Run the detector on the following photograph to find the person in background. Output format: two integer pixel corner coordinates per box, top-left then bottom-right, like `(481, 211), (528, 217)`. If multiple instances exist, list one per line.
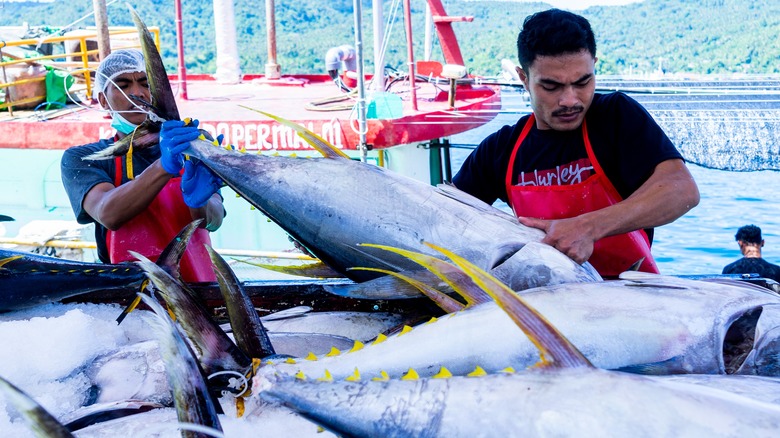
(722, 225), (780, 282)
(60, 49), (224, 282)
(452, 9), (699, 277)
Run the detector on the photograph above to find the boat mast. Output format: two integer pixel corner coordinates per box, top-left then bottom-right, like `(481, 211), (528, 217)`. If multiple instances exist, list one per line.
(353, 0), (369, 161)
(174, 0), (188, 99)
(424, 2), (433, 61)
(265, 0), (281, 79)
(91, 0), (111, 60)
(403, 0), (418, 111)
(212, 0), (242, 83)
(372, 0), (385, 91)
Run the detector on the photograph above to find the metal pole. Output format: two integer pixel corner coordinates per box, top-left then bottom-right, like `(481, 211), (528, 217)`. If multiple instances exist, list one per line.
(403, 0), (418, 111)
(353, 0), (369, 161)
(372, 0), (385, 92)
(265, 0), (281, 79)
(174, 0), (188, 99)
(424, 2), (433, 61)
(92, 0), (111, 60)
(0, 47), (13, 117)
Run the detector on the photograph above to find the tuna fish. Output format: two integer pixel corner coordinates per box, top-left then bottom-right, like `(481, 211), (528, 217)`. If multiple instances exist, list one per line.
(0, 218), (195, 312)
(139, 294), (223, 436)
(261, 368), (780, 437)
(249, 269), (780, 383)
(87, 8), (601, 299)
(132, 252), (252, 379)
(0, 249), (145, 312)
(256, 244), (780, 437)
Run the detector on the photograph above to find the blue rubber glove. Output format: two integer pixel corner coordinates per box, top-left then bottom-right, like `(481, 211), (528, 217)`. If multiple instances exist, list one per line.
(181, 160), (222, 208)
(159, 119), (201, 175)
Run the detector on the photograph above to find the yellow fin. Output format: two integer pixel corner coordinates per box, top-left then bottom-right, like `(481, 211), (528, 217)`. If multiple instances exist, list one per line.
(500, 367), (516, 374)
(398, 325), (413, 336)
(401, 368), (419, 381)
(349, 340), (365, 353)
(372, 371), (390, 382)
(317, 370), (334, 382)
(295, 370), (306, 380)
(467, 366), (487, 377)
(423, 241), (592, 369)
(243, 108), (351, 160)
(350, 266), (464, 313)
(345, 368), (361, 382)
(358, 243), (491, 307)
(237, 258), (338, 278)
(432, 367), (453, 379)
(325, 347), (341, 357)
(285, 358), (297, 364)
(426, 317), (438, 324)
(305, 352), (318, 361)
(372, 333), (388, 345)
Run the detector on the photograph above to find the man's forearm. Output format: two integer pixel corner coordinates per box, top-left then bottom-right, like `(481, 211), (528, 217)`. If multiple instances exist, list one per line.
(90, 161), (173, 230)
(582, 159), (700, 241)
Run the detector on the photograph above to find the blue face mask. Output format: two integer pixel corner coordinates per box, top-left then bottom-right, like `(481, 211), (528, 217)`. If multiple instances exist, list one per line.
(110, 112), (139, 135)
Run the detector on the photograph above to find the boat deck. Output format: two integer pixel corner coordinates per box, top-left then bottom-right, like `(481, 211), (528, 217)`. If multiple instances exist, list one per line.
(0, 74), (501, 151)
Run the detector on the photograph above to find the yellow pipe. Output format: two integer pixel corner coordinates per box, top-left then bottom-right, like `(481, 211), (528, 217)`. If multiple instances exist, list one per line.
(0, 27), (160, 98)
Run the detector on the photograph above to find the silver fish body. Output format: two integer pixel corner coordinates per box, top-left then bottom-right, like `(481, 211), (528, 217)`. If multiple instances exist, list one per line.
(259, 311), (407, 343)
(183, 140), (601, 293)
(252, 275), (780, 383)
(261, 369), (780, 438)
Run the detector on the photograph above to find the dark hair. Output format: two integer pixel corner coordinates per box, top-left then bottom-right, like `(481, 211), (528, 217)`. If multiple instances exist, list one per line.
(735, 225), (762, 244)
(516, 8), (597, 71)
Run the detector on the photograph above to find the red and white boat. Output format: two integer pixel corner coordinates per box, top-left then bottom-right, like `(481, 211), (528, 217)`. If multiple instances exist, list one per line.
(1, 0), (500, 182)
(0, 0), (501, 257)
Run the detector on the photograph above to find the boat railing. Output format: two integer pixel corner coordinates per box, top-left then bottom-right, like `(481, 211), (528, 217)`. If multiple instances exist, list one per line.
(0, 236), (316, 262)
(0, 26), (160, 115)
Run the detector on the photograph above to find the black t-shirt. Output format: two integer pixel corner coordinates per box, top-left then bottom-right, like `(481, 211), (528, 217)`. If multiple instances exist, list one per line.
(453, 92), (683, 241)
(60, 140), (163, 263)
(722, 257), (780, 283)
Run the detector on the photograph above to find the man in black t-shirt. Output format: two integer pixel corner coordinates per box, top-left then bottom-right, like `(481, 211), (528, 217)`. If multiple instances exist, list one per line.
(453, 9), (700, 276)
(722, 225), (780, 282)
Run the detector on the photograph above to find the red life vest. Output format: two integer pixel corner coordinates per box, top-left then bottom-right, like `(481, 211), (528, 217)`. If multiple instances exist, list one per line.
(106, 156), (216, 282)
(504, 114), (659, 277)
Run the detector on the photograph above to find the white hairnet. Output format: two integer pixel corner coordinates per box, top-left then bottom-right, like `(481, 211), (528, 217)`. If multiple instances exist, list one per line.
(93, 49), (146, 99)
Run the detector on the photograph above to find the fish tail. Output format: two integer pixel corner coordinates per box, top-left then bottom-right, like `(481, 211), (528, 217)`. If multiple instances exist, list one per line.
(0, 376), (75, 437)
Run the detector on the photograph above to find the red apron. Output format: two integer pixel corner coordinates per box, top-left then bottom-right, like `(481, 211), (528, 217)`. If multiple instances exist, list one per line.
(107, 156), (216, 282)
(505, 114), (659, 277)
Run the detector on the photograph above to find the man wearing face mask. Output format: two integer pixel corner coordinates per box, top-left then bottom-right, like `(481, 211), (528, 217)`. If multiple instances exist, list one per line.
(453, 9), (700, 277)
(60, 49), (224, 282)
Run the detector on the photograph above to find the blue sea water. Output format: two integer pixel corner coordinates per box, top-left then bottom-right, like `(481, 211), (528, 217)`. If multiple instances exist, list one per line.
(450, 91), (780, 276)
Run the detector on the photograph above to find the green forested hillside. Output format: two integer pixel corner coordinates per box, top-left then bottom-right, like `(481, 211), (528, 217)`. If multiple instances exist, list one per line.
(1, 0), (778, 76)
